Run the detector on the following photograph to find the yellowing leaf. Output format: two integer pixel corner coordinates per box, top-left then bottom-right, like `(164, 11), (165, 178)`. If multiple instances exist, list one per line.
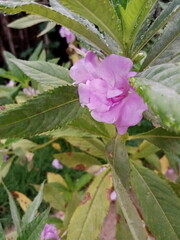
(52, 143), (61, 151)
(47, 172), (67, 187)
(12, 191), (32, 212)
(160, 155), (169, 174)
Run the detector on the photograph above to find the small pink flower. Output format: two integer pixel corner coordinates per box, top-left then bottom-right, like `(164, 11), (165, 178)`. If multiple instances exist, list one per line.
(41, 224), (60, 240)
(110, 190), (117, 201)
(70, 52), (148, 134)
(59, 26), (75, 43)
(52, 159), (63, 169)
(23, 86), (39, 97)
(165, 168), (177, 182)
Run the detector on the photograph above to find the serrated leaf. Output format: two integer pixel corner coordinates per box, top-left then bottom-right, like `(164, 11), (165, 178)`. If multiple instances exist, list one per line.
(67, 168), (112, 240)
(54, 152), (101, 170)
(17, 208), (50, 240)
(133, 0), (180, 57)
(106, 136), (130, 190)
(108, 168), (148, 240)
(64, 137), (106, 159)
(22, 182), (44, 227)
(0, 86), (82, 138)
(119, 0), (157, 50)
(141, 11), (180, 70)
(2, 182), (21, 234)
(132, 63), (180, 133)
(60, 0), (123, 49)
(131, 163), (180, 240)
(11, 59), (73, 88)
(0, 1), (111, 55)
(8, 14), (48, 29)
(129, 128), (180, 155)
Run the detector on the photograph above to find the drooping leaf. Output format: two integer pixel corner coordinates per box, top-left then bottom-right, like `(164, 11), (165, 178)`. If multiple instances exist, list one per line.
(2, 182), (21, 234)
(129, 128), (180, 155)
(8, 14), (48, 29)
(140, 11), (180, 70)
(17, 208), (50, 240)
(131, 163), (180, 240)
(0, 86), (82, 138)
(54, 152), (101, 170)
(131, 63), (180, 133)
(67, 168), (112, 240)
(11, 59), (73, 88)
(59, 0), (123, 49)
(0, 1), (111, 55)
(119, 0), (157, 51)
(22, 182), (44, 227)
(106, 136), (130, 190)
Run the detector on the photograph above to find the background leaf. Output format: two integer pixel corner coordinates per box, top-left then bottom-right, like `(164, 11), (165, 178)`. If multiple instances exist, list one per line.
(67, 168), (112, 240)
(0, 223), (6, 240)
(131, 163), (180, 240)
(0, 86), (82, 138)
(17, 208), (50, 240)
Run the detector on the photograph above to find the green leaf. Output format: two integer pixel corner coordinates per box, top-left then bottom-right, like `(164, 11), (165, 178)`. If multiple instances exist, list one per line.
(140, 11), (180, 70)
(11, 59), (73, 88)
(165, 151), (180, 173)
(131, 163), (180, 240)
(109, 169), (148, 240)
(132, 63), (180, 133)
(0, 86), (14, 104)
(119, 0), (157, 51)
(129, 128), (180, 155)
(0, 157), (14, 182)
(28, 41), (43, 61)
(0, 1), (111, 55)
(133, 0), (180, 57)
(106, 136), (130, 190)
(54, 152), (101, 170)
(59, 0), (123, 49)
(64, 137), (106, 159)
(0, 223), (6, 240)
(3, 51), (30, 87)
(37, 22), (56, 37)
(43, 183), (67, 210)
(2, 182), (21, 234)
(8, 14), (48, 29)
(22, 182), (44, 227)
(0, 86), (82, 138)
(74, 173), (94, 191)
(67, 168), (112, 240)
(17, 208), (50, 240)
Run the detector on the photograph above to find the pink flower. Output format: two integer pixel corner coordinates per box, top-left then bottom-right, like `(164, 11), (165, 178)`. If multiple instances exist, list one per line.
(110, 190), (117, 201)
(59, 26), (75, 43)
(70, 52), (148, 134)
(52, 159), (63, 169)
(41, 224), (60, 240)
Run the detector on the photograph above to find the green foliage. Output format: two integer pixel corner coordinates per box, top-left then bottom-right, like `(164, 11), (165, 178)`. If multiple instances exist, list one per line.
(60, 0), (123, 49)
(0, 157), (14, 182)
(119, 0), (157, 52)
(0, 86), (82, 138)
(67, 168), (112, 240)
(131, 163), (180, 240)
(11, 59), (73, 88)
(106, 136), (130, 190)
(141, 10), (180, 70)
(2, 182), (22, 234)
(0, 1), (111, 55)
(17, 208), (50, 240)
(8, 15), (48, 29)
(22, 182), (44, 227)
(132, 63), (180, 133)
(0, 223), (6, 240)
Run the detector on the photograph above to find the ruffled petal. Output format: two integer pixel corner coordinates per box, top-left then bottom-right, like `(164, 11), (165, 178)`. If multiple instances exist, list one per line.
(70, 51), (99, 84)
(97, 54), (133, 88)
